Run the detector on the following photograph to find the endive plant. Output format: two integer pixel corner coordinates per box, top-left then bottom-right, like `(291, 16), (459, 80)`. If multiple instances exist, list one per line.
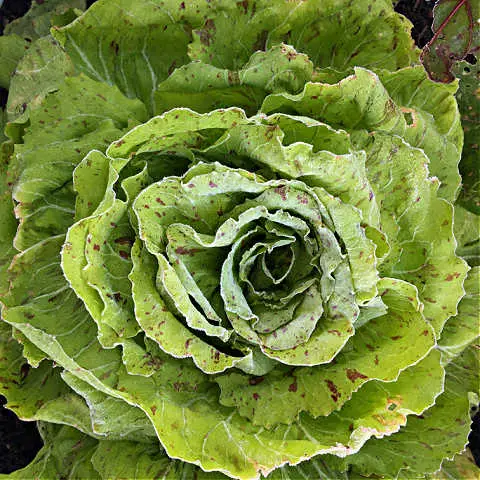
(0, 0), (478, 478)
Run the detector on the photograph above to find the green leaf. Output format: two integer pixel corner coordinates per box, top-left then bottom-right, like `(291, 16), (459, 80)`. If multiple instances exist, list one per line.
(92, 440), (228, 479)
(0, 140), (17, 297)
(4, 0), (86, 40)
(378, 66), (463, 202)
(0, 0), (86, 92)
(61, 371), (157, 442)
(431, 448), (480, 479)
(52, 0), (194, 114)
(454, 205), (480, 266)
(130, 239), (256, 375)
(0, 35), (30, 90)
(344, 345), (480, 478)
(263, 65), (464, 203)
(262, 68), (405, 132)
(438, 266), (480, 362)
(5, 36), (74, 121)
(155, 44), (313, 115)
(0, 321), (93, 435)
(363, 133), (468, 337)
(455, 61), (480, 214)
(189, 0), (418, 71)
(8, 74), (146, 250)
(216, 278), (435, 427)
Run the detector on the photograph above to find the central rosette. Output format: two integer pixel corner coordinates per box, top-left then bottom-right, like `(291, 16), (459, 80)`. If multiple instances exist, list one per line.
(61, 108), (384, 377)
(132, 162), (361, 373)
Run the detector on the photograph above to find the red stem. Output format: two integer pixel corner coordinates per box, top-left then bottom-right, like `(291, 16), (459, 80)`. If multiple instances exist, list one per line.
(463, 0), (474, 55)
(425, 0), (471, 49)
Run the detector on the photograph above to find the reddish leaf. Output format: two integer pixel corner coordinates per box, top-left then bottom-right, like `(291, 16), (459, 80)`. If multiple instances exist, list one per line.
(421, 0), (479, 82)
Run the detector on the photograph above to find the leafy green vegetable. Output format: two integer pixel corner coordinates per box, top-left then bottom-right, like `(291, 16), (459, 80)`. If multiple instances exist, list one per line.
(0, 0), (478, 479)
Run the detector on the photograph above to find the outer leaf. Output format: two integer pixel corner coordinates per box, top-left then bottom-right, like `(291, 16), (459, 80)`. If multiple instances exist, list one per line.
(0, 35), (30, 90)
(0, 140), (17, 296)
(421, 0), (479, 83)
(189, 0), (418, 71)
(4, 0), (86, 40)
(52, 0), (195, 114)
(5, 36), (75, 121)
(455, 61), (480, 214)
(454, 206), (480, 266)
(60, 372), (157, 442)
(344, 345), (480, 478)
(0, 321), (94, 436)
(91, 440), (220, 479)
(0, 0), (85, 92)
(378, 66), (463, 202)
(8, 74), (146, 250)
(267, 456), (351, 480)
(363, 133), (468, 337)
(437, 266), (480, 363)
(431, 448), (480, 479)
(155, 44), (313, 116)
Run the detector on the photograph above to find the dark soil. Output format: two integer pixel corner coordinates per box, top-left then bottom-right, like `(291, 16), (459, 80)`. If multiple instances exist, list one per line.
(395, 0), (434, 48)
(0, 395), (42, 474)
(0, 0), (31, 36)
(0, 0), (479, 475)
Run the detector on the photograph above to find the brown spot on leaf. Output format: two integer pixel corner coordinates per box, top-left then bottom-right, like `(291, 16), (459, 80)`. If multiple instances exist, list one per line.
(237, 0), (249, 14)
(249, 376), (265, 386)
(110, 40), (119, 55)
(328, 329), (341, 336)
(197, 19), (216, 46)
(274, 186), (287, 201)
(114, 237), (133, 246)
(445, 272), (460, 281)
(20, 364), (30, 381)
(325, 380), (340, 402)
(175, 247), (200, 256)
(288, 381), (298, 392)
(346, 369), (368, 382)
